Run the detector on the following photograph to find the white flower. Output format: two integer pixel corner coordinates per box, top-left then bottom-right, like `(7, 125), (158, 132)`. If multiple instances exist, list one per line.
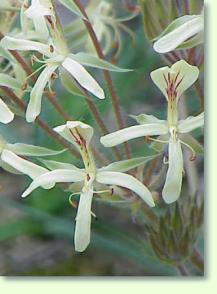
(153, 14), (204, 53)
(0, 135), (64, 188)
(20, 121), (155, 252)
(101, 60), (204, 204)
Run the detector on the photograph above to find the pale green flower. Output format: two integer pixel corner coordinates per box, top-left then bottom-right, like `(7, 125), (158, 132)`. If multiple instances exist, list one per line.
(101, 60), (204, 204)
(65, 0), (137, 58)
(20, 121), (155, 252)
(153, 13), (204, 53)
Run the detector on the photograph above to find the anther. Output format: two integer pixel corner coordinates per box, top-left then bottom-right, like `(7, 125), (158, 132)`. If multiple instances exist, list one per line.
(49, 45), (54, 53)
(21, 82), (28, 91)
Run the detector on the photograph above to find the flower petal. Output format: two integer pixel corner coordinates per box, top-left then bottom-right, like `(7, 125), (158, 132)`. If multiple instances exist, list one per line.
(26, 64), (58, 122)
(0, 98), (14, 124)
(130, 113), (167, 125)
(96, 171), (155, 207)
(178, 112), (204, 133)
(6, 143), (65, 157)
(100, 124), (168, 147)
(25, 0), (53, 18)
(21, 169), (86, 198)
(150, 60), (199, 100)
(0, 73), (21, 90)
(162, 139), (183, 204)
(153, 15), (203, 53)
(74, 185), (93, 252)
(100, 155), (158, 173)
(1, 36), (51, 56)
(62, 57), (105, 99)
(1, 149), (54, 189)
(54, 121), (93, 148)
(39, 159), (83, 171)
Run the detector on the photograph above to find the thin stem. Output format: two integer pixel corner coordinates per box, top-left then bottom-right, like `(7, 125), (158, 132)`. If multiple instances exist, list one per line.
(194, 80), (204, 110)
(191, 248), (204, 272)
(177, 264), (188, 276)
(73, 0), (131, 159)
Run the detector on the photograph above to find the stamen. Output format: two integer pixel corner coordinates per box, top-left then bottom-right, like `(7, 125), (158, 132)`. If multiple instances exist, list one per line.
(92, 189), (113, 195)
(180, 139), (196, 161)
(25, 64), (46, 82)
(69, 193), (79, 206)
(146, 137), (169, 144)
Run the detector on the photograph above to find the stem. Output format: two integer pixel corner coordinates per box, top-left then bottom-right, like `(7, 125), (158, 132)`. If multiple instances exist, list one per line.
(177, 264), (188, 276)
(191, 248), (204, 272)
(73, 0), (131, 159)
(194, 80), (204, 110)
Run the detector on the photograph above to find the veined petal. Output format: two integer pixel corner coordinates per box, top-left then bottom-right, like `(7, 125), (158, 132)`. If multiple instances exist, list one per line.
(96, 171), (155, 207)
(100, 124), (168, 147)
(178, 112), (204, 133)
(54, 121), (93, 148)
(0, 98), (14, 124)
(62, 57), (105, 99)
(153, 15), (203, 53)
(151, 60), (199, 100)
(1, 149), (54, 189)
(74, 184), (94, 252)
(0, 36), (51, 56)
(162, 139), (183, 204)
(25, 0), (53, 19)
(6, 143), (65, 157)
(21, 169), (86, 198)
(26, 64), (59, 122)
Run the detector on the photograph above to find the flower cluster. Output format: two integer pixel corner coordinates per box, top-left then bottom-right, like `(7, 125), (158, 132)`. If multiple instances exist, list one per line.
(0, 0), (204, 254)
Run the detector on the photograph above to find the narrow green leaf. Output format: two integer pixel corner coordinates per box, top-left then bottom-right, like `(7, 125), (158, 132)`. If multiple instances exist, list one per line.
(58, 0), (85, 19)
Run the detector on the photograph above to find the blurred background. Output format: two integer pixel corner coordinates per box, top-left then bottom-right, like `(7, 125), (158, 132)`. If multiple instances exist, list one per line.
(0, 0), (204, 276)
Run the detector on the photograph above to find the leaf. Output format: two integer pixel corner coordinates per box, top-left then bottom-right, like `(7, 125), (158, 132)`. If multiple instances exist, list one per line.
(71, 53), (132, 72)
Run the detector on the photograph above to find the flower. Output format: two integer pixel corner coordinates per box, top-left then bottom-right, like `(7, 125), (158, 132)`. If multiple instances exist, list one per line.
(0, 97), (14, 124)
(0, 135), (64, 188)
(153, 13), (204, 53)
(20, 121), (155, 252)
(65, 0), (138, 58)
(1, 0), (130, 122)
(101, 60), (204, 204)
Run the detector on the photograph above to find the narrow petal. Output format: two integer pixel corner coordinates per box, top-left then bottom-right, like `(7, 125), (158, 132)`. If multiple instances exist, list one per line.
(96, 171), (155, 207)
(130, 113), (167, 125)
(1, 36), (51, 56)
(1, 149), (54, 189)
(178, 112), (204, 133)
(54, 121), (93, 148)
(153, 15), (203, 53)
(25, 0), (53, 18)
(0, 73), (21, 90)
(62, 57), (105, 99)
(39, 159), (83, 171)
(21, 169), (86, 198)
(74, 185), (93, 252)
(6, 143), (65, 157)
(100, 124), (168, 147)
(0, 98), (14, 124)
(162, 139), (183, 204)
(26, 64), (58, 122)
(100, 155), (158, 173)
